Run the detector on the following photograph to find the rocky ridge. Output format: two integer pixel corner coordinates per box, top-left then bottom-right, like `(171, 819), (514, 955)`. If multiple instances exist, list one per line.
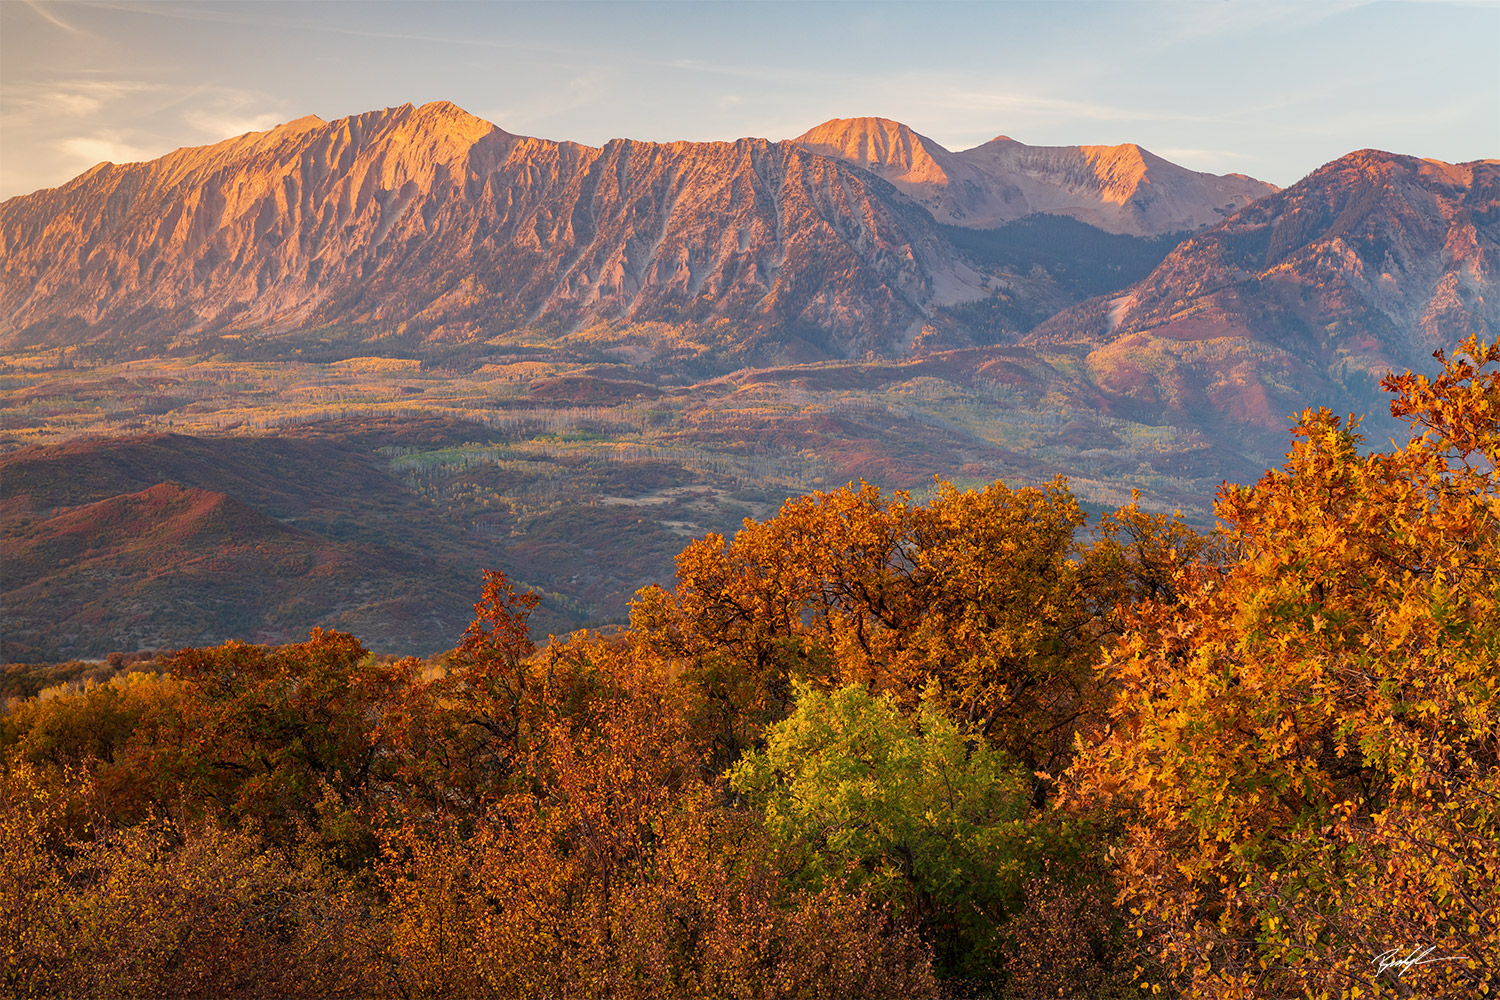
(0, 102), (987, 362)
(1027, 149), (1500, 445)
(1, 102), (1284, 365)
(6, 114), (1500, 660)
(1086, 151), (1500, 357)
(793, 116), (1276, 236)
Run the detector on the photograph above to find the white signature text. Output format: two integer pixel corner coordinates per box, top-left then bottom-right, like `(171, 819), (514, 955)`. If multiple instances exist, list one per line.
(1374, 946), (1460, 979)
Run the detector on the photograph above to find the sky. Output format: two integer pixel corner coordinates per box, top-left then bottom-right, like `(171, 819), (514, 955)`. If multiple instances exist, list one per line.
(1, 0), (1497, 201)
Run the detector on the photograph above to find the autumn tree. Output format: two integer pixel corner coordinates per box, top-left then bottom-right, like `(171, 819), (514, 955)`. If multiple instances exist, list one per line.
(1079, 489), (1214, 632)
(1071, 337), (1500, 998)
(449, 568), (542, 770)
(1, 760), (383, 999)
(1, 670), (186, 831)
(634, 477), (1154, 780)
(729, 682), (1040, 978)
(376, 569), (629, 819)
(1, 761), (72, 997)
(127, 628), (413, 863)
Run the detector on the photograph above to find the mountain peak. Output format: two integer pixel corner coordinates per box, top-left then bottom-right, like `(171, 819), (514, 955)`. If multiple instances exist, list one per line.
(794, 117), (953, 186)
(1041, 145), (1500, 376)
(254, 114), (328, 144)
(796, 116), (939, 147)
(411, 100), (490, 127)
(398, 99), (503, 145)
(1, 103), (970, 360)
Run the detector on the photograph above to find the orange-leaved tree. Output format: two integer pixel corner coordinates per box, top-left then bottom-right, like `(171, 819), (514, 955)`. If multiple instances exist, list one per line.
(118, 628), (411, 864)
(1071, 337), (1500, 998)
(633, 477), (1143, 778)
(378, 569), (554, 818)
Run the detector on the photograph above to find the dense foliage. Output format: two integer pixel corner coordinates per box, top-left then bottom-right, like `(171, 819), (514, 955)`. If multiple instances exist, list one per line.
(729, 683), (1040, 977)
(3, 339), (1495, 997)
(1070, 337), (1500, 997)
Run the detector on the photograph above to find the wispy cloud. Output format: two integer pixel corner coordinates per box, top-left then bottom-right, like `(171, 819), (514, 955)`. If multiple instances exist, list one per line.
(869, 83), (1235, 149)
(184, 109), (285, 139)
(1154, 147), (1260, 169)
(3, 78), (289, 144)
(1155, 0), (1365, 43)
(81, 0), (587, 63)
(58, 131), (155, 168)
(2, 80), (165, 124)
(0, 77), (293, 197)
(21, 0), (82, 35)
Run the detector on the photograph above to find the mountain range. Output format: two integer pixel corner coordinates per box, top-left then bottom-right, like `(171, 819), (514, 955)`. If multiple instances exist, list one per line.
(0, 101), (1275, 365)
(2, 101), (1496, 659)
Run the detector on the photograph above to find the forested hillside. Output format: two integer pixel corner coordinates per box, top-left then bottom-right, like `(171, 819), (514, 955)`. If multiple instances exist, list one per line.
(4, 339), (1495, 998)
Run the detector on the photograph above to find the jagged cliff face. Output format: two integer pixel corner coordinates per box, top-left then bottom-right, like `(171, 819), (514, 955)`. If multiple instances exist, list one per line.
(0, 102), (985, 360)
(794, 117), (1276, 236)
